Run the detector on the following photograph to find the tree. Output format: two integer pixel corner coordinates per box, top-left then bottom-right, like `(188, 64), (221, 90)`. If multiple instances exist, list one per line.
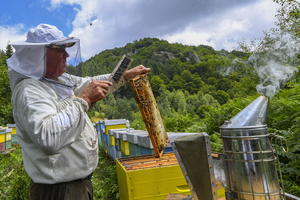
(6, 44), (13, 58)
(0, 52), (13, 124)
(274, 0), (300, 36)
(150, 75), (165, 96)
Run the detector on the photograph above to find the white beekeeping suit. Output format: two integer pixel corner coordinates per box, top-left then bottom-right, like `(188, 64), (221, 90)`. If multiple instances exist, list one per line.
(7, 24), (125, 184)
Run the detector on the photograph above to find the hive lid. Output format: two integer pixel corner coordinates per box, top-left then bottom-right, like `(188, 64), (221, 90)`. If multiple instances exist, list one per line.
(104, 119), (128, 126)
(6, 124), (16, 128)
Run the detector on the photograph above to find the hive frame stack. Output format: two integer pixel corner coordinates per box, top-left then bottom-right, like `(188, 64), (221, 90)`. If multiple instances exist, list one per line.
(130, 74), (168, 157)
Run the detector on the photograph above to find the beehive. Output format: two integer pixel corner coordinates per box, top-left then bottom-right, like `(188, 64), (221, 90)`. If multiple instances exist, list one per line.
(104, 119), (128, 135)
(98, 119), (127, 149)
(107, 129), (201, 160)
(116, 153), (190, 200)
(5, 128), (12, 150)
(0, 128), (5, 152)
(109, 129), (128, 159)
(7, 124), (17, 144)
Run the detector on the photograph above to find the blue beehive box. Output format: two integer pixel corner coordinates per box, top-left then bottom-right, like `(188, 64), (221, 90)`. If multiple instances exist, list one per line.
(127, 130), (151, 156)
(136, 130), (155, 156)
(99, 119), (128, 149)
(96, 121), (101, 133)
(105, 127), (202, 159)
(109, 129), (128, 159)
(126, 130), (141, 157)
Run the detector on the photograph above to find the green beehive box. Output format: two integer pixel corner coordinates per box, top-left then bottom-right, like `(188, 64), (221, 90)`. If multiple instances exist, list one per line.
(5, 140), (12, 150)
(11, 134), (18, 144)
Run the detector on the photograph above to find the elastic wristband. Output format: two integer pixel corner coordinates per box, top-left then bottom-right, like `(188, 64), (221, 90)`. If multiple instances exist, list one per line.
(73, 97), (90, 112)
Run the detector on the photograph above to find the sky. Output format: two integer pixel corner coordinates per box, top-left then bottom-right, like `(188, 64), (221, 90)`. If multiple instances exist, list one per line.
(0, 0), (280, 60)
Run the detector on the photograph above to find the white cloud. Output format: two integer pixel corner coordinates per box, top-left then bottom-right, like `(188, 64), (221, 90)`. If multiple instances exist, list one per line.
(0, 24), (26, 51)
(49, 0), (279, 59)
(49, 0), (83, 8)
(163, 0), (279, 50)
(163, 18), (249, 49)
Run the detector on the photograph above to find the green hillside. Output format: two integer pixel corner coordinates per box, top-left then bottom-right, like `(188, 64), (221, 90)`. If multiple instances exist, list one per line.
(69, 37), (259, 133)
(0, 35), (299, 197)
(67, 37), (300, 196)
(0, 0), (299, 197)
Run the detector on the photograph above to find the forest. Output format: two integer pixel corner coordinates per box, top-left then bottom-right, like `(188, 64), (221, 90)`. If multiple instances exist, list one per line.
(0, 0), (299, 199)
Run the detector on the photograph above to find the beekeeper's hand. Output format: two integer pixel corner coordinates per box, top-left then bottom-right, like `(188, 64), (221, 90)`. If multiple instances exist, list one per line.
(79, 80), (112, 105)
(124, 65), (151, 81)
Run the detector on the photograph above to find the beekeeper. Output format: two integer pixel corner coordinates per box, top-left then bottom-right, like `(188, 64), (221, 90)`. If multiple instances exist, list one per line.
(7, 24), (150, 200)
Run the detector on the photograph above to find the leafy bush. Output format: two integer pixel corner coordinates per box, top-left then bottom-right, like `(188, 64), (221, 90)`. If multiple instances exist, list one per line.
(92, 147), (119, 200)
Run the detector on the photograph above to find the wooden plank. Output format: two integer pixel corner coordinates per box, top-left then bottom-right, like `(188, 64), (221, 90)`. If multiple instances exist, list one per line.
(130, 74), (168, 157)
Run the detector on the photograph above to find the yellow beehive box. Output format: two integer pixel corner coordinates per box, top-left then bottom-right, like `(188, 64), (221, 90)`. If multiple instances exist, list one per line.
(0, 135), (5, 143)
(105, 124), (127, 134)
(104, 119), (127, 135)
(7, 124), (16, 134)
(6, 133), (11, 141)
(110, 135), (116, 146)
(116, 153), (190, 200)
(0, 129), (5, 143)
(120, 140), (130, 156)
(5, 128), (12, 141)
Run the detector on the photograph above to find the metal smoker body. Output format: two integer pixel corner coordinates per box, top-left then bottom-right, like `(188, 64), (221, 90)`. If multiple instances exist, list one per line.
(220, 96), (281, 200)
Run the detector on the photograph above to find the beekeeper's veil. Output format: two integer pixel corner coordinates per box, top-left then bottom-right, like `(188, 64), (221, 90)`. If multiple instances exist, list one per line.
(7, 24), (81, 90)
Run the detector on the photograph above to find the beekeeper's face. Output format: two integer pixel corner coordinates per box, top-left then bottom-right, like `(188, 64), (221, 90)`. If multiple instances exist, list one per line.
(45, 46), (69, 80)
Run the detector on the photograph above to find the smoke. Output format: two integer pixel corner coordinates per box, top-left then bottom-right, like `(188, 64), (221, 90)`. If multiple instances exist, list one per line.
(255, 61), (298, 97)
(249, 32), (299, 97)
(219, 58), (242, 76)
(218, 32), (299, 97)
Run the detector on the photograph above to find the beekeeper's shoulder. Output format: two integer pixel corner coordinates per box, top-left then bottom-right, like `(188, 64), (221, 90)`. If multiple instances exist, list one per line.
(15, 78), (54, 98)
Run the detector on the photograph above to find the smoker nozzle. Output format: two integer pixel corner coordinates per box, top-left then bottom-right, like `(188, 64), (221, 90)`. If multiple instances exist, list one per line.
(221, 96), (268, 128)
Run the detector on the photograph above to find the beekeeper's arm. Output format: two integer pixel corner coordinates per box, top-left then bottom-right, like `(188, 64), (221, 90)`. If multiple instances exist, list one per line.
(69, 65), (151, 96)
(70, 73), (125, 96)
